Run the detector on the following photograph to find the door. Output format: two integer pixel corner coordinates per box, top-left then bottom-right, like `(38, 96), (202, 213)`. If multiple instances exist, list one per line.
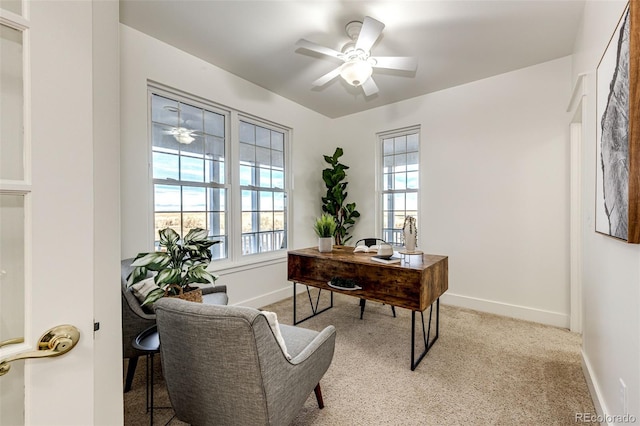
(0, 1), (121, 424)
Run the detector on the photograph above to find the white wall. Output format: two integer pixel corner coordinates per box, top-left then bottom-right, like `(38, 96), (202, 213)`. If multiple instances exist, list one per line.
(572, 1), (640, 421)
(332, 57), (572, 327)
(120, 25), (331, 306)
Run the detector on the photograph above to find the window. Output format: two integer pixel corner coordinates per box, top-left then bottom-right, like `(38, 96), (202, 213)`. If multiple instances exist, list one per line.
(149, 88), (288, 261)
(379, 127), (420, 244)
(239, 120), (286, 255)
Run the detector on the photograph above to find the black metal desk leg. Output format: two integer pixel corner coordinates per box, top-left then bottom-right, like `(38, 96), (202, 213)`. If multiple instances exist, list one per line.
(292, 282), (334, 325)
(410, 298), (440, 371)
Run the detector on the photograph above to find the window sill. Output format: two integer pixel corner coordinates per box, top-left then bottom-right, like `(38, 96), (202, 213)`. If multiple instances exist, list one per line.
(208, 251), (287, 276)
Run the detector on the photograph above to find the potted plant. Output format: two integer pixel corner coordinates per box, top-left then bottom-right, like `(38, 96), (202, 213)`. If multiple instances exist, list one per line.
(321, 147), (360, 245)
(314, 213), (337, 252)
(127, 227), (220, 306)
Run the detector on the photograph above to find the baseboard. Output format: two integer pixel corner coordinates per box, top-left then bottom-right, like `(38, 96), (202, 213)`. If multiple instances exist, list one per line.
(232, 286), (291, 309)
(581, 350), (608, 423)
(440, 292), (570, 328)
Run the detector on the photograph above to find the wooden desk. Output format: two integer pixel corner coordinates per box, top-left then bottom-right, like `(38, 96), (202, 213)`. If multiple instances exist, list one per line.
(287, 246), (448, 370)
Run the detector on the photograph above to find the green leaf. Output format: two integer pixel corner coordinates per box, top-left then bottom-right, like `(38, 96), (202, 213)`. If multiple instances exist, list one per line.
(159, 228), (180, 246)
(127, 267), (148, 286)
(131, 252), (171, 270)
(156, 268), (182, 285)
(141, 288), (165, 306)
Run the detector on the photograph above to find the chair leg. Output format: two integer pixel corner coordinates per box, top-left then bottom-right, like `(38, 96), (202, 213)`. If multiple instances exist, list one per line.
(359, 298), (366, 320)
(124, 356), (138, 393)
(314, 383), (324, 409)
(391, 306), (396, 317)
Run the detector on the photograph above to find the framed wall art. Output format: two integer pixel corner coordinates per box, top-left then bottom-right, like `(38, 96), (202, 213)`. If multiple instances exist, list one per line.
(596, 0), (640, 243)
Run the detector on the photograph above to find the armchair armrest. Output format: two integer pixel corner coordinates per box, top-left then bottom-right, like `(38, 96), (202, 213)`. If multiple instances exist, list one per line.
(202, 284), (227, 295)
(288, 325), (336, 365)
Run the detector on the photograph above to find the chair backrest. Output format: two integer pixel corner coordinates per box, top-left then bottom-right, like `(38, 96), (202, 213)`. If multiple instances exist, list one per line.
(155, 298), (277, 425)
(355, 237), (386, 247)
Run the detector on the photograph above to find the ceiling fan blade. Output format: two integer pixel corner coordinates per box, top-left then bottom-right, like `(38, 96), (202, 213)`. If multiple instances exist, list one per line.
(361, 77), (379, 96)
(296, 39), (343, 60)
(370, 56), (418, 72)
(312, 67), (342, 87)
(355, 16), (385, 52)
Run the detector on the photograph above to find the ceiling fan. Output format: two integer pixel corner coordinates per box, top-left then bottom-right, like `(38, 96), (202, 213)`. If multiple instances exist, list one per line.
(161, 126), (202, 145)
(296, 16), (417, 96)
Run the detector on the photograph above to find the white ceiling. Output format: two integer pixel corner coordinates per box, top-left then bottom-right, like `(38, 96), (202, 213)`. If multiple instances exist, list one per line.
(120, 0), (585, 119)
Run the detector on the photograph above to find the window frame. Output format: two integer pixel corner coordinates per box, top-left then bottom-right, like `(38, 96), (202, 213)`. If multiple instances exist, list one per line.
(376, 125), (421, 245)
(147, 85), (291, 269)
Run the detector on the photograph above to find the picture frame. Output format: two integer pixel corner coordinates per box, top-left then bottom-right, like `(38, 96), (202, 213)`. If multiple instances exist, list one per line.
(595, 0), (640, 243)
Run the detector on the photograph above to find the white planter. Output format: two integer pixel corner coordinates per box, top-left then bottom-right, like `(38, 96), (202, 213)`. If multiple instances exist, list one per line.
(404, 231), (417, 252)
(318, 237), (333, 253)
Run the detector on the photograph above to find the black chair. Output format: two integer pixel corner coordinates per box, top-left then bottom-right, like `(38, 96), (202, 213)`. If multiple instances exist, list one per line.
(354, 238), (397, 320)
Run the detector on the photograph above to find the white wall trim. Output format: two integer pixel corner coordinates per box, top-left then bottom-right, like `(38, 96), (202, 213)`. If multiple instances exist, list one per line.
(581, 350), (609, 424)
(567, 72), (587, 113)
(233, 286), (291, 309)
(440, 292), (570, 328)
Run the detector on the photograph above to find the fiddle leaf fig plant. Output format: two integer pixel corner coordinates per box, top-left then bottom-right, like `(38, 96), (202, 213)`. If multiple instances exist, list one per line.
(127, 228), (220, 306)
(321, 147), (360, 245)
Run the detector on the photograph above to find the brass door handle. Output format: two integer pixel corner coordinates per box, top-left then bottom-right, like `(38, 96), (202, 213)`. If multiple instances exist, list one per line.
(0, 325), (80, 376)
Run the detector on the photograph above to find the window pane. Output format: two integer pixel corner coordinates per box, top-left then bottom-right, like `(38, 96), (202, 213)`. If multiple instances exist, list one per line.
(153, 153), (179, 180)
(274, 192), (284, 210)
(182, 186), (206, 211)
(242, 190), (256, 211)
(154, 213), (181, 242)
(383, 138), (394, 155)
(383, 155), (394, 172)
(407, 152), (419, 171)
(155, 185), (181, 211)
(259, 213), (274, 231)
(205, 159), (224, 184)
(240, 142), (255, 164)
(394, 153), (407, 171)
(151, 95), (179, 127)
(393, 193), (405, 211)
(394, 173), (407, 190)
(256, 126), (270, 148)
(180, 103), (203, 134)
(383, 173), (393, 190)
(406, 192), (418, 211)
(271, 131), (284, 151)
(204, 110), (224, 137)
(1, 24), (23, 180)
(259, 191), (273, 211)
(240, 121), (255, 143)
(394, 136), (407, 153)
(272, 150), (284, 168)
(407, 171), (419, 189)
(242, 212), (254, 232)
(407, 133), (419, 152)
(256, 147), (271, 166)
(258, 168), (271, 188)
(208, 212), (226, 235)
(181, 156), (204, 182)
(274, 212), (285, 231)
(152, 123), (181, 154)
(0, 194), (25, 343)
(240, 165), (254, 186)
(183, 212), (207, 234)
(272, 171), (284, 189)
(207, 188), (226, 212)
(206, 135), (225, 160)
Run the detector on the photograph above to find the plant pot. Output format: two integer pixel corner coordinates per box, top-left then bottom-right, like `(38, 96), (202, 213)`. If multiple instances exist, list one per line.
(164, 284), (203, 303)
(318, 237), (333, 253)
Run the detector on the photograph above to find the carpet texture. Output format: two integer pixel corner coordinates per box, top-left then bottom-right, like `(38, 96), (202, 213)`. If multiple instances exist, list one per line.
(124, 292), (595, 425)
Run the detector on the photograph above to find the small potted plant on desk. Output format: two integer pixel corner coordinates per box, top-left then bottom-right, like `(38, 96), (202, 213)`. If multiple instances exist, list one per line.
(127, 227), (220, 306)
(314, 213), (337, 253)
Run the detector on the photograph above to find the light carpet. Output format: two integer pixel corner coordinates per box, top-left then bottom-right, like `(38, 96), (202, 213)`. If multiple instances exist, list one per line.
(124, 292), (595, 425)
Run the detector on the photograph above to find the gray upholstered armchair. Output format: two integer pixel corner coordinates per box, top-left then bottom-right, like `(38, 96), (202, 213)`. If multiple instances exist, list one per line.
(121, 258), (228, 392)
(154, 298), (336, 426)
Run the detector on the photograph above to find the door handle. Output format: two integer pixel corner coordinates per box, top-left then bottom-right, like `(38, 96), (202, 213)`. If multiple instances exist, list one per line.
(0, 325), (80, 376)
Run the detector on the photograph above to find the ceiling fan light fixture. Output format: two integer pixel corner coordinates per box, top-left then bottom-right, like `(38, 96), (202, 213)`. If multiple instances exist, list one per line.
(171, 127), (195, 144)
(340, 59), (373, 87)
